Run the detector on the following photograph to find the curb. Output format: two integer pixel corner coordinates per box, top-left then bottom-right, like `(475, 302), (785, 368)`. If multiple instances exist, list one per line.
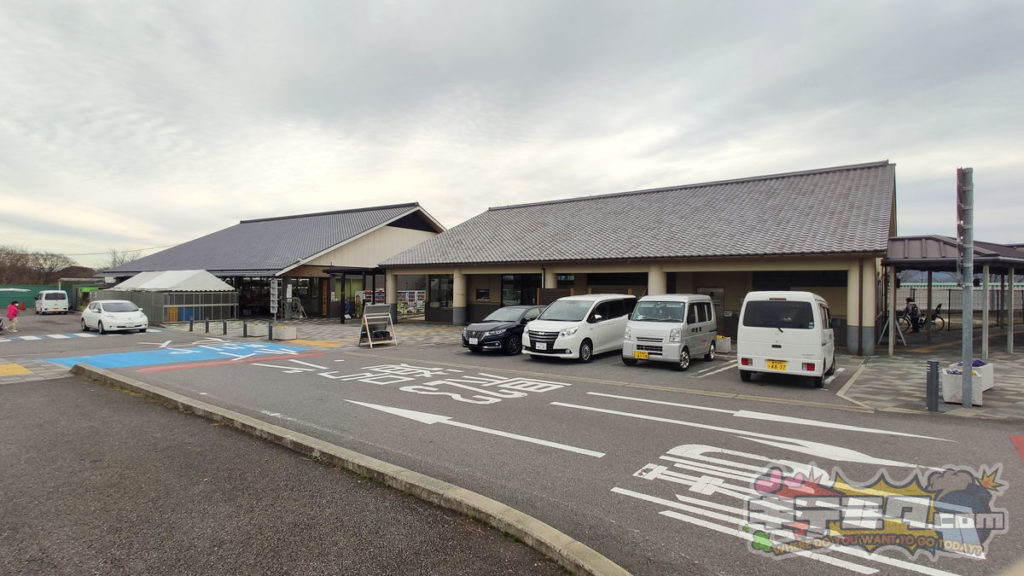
(70, 364), (631, 576)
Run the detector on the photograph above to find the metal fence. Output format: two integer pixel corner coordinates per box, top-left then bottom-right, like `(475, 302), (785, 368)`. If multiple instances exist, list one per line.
(896, 286), (1023, 327)
(93, 290), (238, 325)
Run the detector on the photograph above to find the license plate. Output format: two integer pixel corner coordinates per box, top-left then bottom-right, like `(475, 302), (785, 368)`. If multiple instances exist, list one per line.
(538, 342), (548, 350)
(469, 337), (478, 345)
(634, 350), (649, 360)
(766, 360), (787, 371)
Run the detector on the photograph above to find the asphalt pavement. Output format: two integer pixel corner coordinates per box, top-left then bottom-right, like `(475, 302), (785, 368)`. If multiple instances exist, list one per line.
(0, 377), (565, 576)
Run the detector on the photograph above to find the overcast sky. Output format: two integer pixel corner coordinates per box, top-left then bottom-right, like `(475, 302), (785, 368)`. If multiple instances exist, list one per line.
(2, 1), (1021, 267)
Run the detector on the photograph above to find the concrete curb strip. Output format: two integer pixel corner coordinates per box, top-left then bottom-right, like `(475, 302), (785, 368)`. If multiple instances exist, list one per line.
(70, 364), (631, 576)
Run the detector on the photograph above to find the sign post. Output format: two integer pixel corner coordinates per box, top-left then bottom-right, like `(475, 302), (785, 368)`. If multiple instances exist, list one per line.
(270, 279), (279, 323)
(957, 168), (974, 408)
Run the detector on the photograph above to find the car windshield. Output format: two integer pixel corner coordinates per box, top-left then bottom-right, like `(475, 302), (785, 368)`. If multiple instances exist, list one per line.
(482, 307), (524, 322)
(538, 300), (592, 322)
(103, 302), (139, 313)
(630, 301), (684, 322)
(742, 300), (813, 329)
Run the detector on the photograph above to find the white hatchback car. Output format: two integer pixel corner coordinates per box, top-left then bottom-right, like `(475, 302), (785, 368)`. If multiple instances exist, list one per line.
(81, 300), (149, 334)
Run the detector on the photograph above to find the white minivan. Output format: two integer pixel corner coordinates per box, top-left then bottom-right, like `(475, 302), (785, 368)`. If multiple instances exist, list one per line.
(35, 290), (70, 315)
(621, 294), (717, 371)
(522, 294), (636, 362)
(736, 291), (835, 387)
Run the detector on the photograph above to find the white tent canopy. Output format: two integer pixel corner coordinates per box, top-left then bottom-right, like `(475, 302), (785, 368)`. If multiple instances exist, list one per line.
(112, 270), (234, 292)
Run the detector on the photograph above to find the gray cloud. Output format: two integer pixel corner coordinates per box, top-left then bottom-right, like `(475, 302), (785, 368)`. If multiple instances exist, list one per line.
(1, 0), (1021, 266)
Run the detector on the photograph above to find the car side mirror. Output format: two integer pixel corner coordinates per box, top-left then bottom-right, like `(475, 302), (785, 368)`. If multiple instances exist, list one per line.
(590, 314), (603, 323)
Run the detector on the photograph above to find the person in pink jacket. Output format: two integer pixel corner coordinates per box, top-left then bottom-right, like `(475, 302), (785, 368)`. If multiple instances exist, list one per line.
(6, 300), (19, 332)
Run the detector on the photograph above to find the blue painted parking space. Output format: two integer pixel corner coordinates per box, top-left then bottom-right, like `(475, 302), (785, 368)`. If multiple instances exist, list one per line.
(48, 342), (308, 369)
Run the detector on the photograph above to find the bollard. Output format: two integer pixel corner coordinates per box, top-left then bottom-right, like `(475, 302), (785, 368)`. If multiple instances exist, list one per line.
(243, 322), (248, 338)
(204, 320), (210, 333)
(268, 320), (273, 341)
(222, 320), (227, 335)
(189, 319), (194, 332)
(926, 360), (939, 412)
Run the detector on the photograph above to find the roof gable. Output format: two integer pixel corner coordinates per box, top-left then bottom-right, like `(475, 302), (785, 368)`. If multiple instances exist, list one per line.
(107, 203), (443, 276)
(383, 161), (896, 267)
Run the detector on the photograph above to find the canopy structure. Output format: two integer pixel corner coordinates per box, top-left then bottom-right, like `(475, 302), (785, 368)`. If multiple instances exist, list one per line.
(882, 236), (1024, 356)
(112, 270), (235, 292)
(100, 270), (238, 324)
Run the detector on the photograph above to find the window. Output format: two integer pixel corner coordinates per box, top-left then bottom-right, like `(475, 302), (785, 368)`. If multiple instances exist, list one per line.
(697, 302), (711, 323)
(428, 275), (452, 309)
(743, 300), (814, 330)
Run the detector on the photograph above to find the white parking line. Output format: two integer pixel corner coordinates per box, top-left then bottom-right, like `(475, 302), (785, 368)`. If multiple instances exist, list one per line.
(698, 360), (738, 378)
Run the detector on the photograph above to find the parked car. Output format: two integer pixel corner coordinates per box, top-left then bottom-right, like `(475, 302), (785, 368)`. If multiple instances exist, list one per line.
(621, 293), (717, 370)
(736, 290), (835, 387)
(462, 305), (545, 355)
(81, 300), (149, 334)
(522, 294), (636, 362)
(35, 289), (70, 314)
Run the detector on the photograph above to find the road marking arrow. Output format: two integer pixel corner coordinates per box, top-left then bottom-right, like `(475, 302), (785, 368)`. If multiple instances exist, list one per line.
(346, 400), (604, 458)
(553, 401), (925, 468)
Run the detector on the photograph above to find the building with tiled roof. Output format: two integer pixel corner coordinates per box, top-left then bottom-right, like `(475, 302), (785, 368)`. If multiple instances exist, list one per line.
(382, 161), (897, 355)
(106, 203), (443, 318)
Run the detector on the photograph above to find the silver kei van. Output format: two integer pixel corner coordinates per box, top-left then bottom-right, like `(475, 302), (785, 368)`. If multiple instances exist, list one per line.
(621, 293), (717, 371)
(736, 290), (835, 387)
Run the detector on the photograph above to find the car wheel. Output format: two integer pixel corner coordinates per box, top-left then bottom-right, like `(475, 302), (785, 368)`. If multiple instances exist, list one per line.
(704, 342), (716, 362)
(812, 375), (825, 388)
(622, 356), (638, 366)
(676, 348), (691, 371)
(139, 328), (147, 333)
(504, 336), (522, 355)
(81, 320), (89, 332)
(98, 321), (106, 334)
(577, 340), (593, 363)
(826, 356), (836, 376)
(740, 370), (751, 382)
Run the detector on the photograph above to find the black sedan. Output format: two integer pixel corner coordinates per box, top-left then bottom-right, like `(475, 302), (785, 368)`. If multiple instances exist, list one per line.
(462, 305), (545, 355)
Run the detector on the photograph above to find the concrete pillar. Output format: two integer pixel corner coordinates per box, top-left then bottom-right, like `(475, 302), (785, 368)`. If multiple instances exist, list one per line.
(385, 271), (398, 323)
(452, 269), (466, 325)
(543, 268), (557, 290)
(847, 262), (861, 355)
(888, 266), (897, 357)
(647, 264), (667, 295)
(860, 259), (876, 356)
(385, 271), (397, 305)
(1009, 266), (1016, 354)
(982, 264), (990, 360)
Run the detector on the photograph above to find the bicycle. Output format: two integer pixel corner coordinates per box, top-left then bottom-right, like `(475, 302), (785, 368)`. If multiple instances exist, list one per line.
(897, 303), (945, 332)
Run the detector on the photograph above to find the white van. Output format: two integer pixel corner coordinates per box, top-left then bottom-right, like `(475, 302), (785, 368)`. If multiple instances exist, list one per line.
(35, 290), (70, 315)
(622, 294), (717, 371)
(736, 291), (835, 387)
(523, 294), (636, 362)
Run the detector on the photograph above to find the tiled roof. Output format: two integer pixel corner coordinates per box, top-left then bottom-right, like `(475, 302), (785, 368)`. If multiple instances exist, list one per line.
(884, 235), (1024, 270)
(382, 161), (896, 267)
(106, 203), (441, 276)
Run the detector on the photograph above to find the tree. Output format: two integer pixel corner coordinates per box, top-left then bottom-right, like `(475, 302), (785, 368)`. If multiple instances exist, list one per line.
(103, 248), (141, 269)
(0, 245), (32, 284)
(30, 252), (76, 284)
